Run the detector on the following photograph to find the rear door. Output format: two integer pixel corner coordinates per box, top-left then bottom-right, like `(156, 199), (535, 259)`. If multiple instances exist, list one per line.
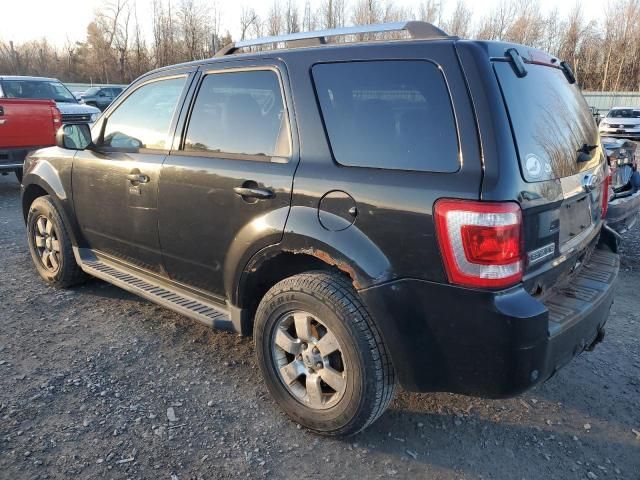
(158, 60), (298, 297)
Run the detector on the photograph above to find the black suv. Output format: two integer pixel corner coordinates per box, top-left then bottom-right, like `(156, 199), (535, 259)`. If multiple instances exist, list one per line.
(21, 22), (619, 436)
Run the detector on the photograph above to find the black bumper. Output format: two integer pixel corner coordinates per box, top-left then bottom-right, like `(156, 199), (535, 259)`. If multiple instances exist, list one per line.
(360, 248), (619, 398)
(0, 148), (28, 172)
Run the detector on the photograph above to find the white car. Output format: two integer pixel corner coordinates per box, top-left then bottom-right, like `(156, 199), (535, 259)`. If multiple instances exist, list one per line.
(599, 107), (640, 139)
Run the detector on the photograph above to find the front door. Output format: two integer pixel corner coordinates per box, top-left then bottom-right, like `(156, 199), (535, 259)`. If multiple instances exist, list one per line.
(158, 61), (298, 297)
(73, 74), (191, 274)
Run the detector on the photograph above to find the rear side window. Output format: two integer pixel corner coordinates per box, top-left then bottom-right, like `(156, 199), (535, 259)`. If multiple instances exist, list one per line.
(312, 61), (459, 172)
(184, 70), (291, 159)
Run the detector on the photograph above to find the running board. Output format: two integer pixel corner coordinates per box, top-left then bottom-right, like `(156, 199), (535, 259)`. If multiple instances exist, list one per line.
(75, 249), (234, 331)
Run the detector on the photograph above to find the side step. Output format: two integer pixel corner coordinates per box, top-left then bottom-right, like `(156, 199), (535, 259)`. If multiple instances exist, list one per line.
(75, 249), (234, 331)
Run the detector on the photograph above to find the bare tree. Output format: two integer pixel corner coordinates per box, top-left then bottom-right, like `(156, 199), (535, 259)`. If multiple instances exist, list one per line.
(446, 0), (472, 38)
(239, 7), (259, 40)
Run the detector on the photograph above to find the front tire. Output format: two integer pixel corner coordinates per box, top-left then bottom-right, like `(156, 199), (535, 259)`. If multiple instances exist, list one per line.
(26, 195), (86, 288)
(254, 271), (395, 436)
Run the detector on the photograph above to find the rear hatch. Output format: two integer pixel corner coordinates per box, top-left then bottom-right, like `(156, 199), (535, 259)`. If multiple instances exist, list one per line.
(492, 50), (607, 296)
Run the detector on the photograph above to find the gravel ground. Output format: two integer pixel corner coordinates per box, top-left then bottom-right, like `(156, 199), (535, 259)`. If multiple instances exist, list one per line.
(0, 172), (639, 480)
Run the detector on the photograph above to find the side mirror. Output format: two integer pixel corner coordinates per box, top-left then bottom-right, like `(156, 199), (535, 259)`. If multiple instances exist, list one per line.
(56, 123), (93, 150)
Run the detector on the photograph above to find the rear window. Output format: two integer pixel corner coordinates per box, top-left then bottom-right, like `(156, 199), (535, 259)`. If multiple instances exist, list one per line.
(312, 61), (460, 172)
(494, 62), (600, 182)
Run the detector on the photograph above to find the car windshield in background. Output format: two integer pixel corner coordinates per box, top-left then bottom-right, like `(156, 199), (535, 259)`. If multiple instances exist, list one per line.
(0, 80), (77, 103)
(83, 87), (101, 96)
(608, 109), (640, 118)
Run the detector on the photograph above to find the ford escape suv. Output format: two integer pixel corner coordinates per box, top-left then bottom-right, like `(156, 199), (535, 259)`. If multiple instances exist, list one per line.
(21, 22), (619, 436)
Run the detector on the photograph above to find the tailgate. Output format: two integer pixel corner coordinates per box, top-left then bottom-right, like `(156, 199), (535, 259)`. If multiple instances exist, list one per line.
(492, 51), (607, 293)
(0, 98), (58, 149)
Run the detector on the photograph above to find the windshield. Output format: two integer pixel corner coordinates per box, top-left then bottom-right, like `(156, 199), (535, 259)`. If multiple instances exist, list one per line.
(0, 79), (77, 103)
(494, 62), (600, 182)
(83, 87), (100, 96)
(607, 108), (640, 118)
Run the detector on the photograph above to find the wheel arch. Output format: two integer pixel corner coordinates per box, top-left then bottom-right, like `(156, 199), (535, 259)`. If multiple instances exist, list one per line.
(21, 170), (81, 248)
(231, 206), (393, 335)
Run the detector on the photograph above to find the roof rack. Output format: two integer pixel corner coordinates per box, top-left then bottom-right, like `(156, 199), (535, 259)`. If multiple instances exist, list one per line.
(215, 21), (450, 57)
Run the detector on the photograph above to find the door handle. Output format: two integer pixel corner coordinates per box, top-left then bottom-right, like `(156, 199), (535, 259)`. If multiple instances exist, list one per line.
(126, 173), (149, 183)
(233, 186), (274, 200)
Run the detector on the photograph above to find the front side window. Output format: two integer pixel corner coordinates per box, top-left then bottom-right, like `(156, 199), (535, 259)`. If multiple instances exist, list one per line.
(312, 61), (460, 172)
(184, 70), (291, 159)
(101, 76), (186, 151)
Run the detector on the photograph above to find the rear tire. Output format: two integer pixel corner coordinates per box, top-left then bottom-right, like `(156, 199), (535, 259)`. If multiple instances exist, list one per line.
(26, 195), (86, 288)
(254, 271), (395, 436)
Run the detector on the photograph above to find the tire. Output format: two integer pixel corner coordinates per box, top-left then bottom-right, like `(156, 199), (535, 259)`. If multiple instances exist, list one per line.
(26, 195), (86, 288)
(254, 271), (395, 436)
(14, 169), (23, 184)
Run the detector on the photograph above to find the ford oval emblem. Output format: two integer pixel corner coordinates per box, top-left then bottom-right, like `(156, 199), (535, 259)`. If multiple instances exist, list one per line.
(582, 173), (598, 192)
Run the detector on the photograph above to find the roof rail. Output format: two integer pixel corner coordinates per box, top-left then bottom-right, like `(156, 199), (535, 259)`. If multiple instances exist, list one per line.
(214, 21), (450, 57)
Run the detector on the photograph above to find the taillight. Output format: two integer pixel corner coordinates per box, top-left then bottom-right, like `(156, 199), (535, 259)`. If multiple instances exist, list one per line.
(51, 106), (61, 127)
(601, 173), (611, 219)
(434, 199), (523, 289)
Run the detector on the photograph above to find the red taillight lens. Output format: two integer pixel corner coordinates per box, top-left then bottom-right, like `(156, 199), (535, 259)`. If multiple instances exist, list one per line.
(51, 106), (61, 126)
(435, 199), (523, 289)
(601, 174), (611, 219)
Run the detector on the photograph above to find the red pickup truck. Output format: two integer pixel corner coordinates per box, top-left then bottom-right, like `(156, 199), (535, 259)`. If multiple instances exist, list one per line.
(0, 98), (61, 182)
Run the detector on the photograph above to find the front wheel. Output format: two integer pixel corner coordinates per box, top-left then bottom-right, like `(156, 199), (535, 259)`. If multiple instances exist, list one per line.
(26, 195), (86, 288)
(254, 271), (395, 436)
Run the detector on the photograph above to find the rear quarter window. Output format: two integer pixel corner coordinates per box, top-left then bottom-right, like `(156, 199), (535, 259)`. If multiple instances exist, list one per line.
(312, 60), (460, 172)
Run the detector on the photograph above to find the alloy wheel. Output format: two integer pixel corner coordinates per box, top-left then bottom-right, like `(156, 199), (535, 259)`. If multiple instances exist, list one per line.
(33, 215), (61, 273)
(271, 310), (347, 410)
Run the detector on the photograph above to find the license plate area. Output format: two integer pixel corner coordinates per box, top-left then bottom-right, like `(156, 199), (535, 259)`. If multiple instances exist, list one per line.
(560, 195), (593, 245)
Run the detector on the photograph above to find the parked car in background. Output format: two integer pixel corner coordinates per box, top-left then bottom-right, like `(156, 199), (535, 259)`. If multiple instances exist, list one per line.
(0, 76), (100, 125)
(0, 98), (60, 182)
(21, 22), (618, 436)
(602, 136), (640, 234)
(80, 86), (124, 110)
(599, 107), (640, 138)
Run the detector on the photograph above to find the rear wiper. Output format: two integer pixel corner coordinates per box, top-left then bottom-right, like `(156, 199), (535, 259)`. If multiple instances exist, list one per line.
(577, 143), (598, 162)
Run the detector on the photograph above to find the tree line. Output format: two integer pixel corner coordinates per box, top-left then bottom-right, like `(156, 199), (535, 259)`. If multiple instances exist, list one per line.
(0, 0), (639, 92)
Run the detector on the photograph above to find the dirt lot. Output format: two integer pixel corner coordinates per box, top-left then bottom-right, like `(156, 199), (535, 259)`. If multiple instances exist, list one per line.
(0, 173), (639, 480)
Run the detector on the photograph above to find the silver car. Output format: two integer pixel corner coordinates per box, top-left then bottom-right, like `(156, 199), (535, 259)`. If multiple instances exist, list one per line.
(599, 107), (640, 139)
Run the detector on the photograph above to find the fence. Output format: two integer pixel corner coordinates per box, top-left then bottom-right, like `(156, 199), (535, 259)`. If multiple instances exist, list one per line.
(583, 92), (640, 114)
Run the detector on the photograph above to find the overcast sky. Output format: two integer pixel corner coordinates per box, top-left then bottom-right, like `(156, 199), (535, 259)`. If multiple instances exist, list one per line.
(1, 0), (606, 46)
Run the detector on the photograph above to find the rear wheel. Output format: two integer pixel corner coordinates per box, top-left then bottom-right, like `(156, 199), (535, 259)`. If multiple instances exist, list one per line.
(254, 271), (395, 436)
(26, 196), (86, 288)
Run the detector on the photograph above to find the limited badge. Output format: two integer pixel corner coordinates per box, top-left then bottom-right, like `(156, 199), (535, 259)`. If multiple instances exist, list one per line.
(525, 154), (543, 179)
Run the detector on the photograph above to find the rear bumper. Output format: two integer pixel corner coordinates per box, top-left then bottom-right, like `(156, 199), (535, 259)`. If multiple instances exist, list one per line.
(0, 148), (28, 171)
(360, 248), (619, 397)
(606, 190), (640, 234)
